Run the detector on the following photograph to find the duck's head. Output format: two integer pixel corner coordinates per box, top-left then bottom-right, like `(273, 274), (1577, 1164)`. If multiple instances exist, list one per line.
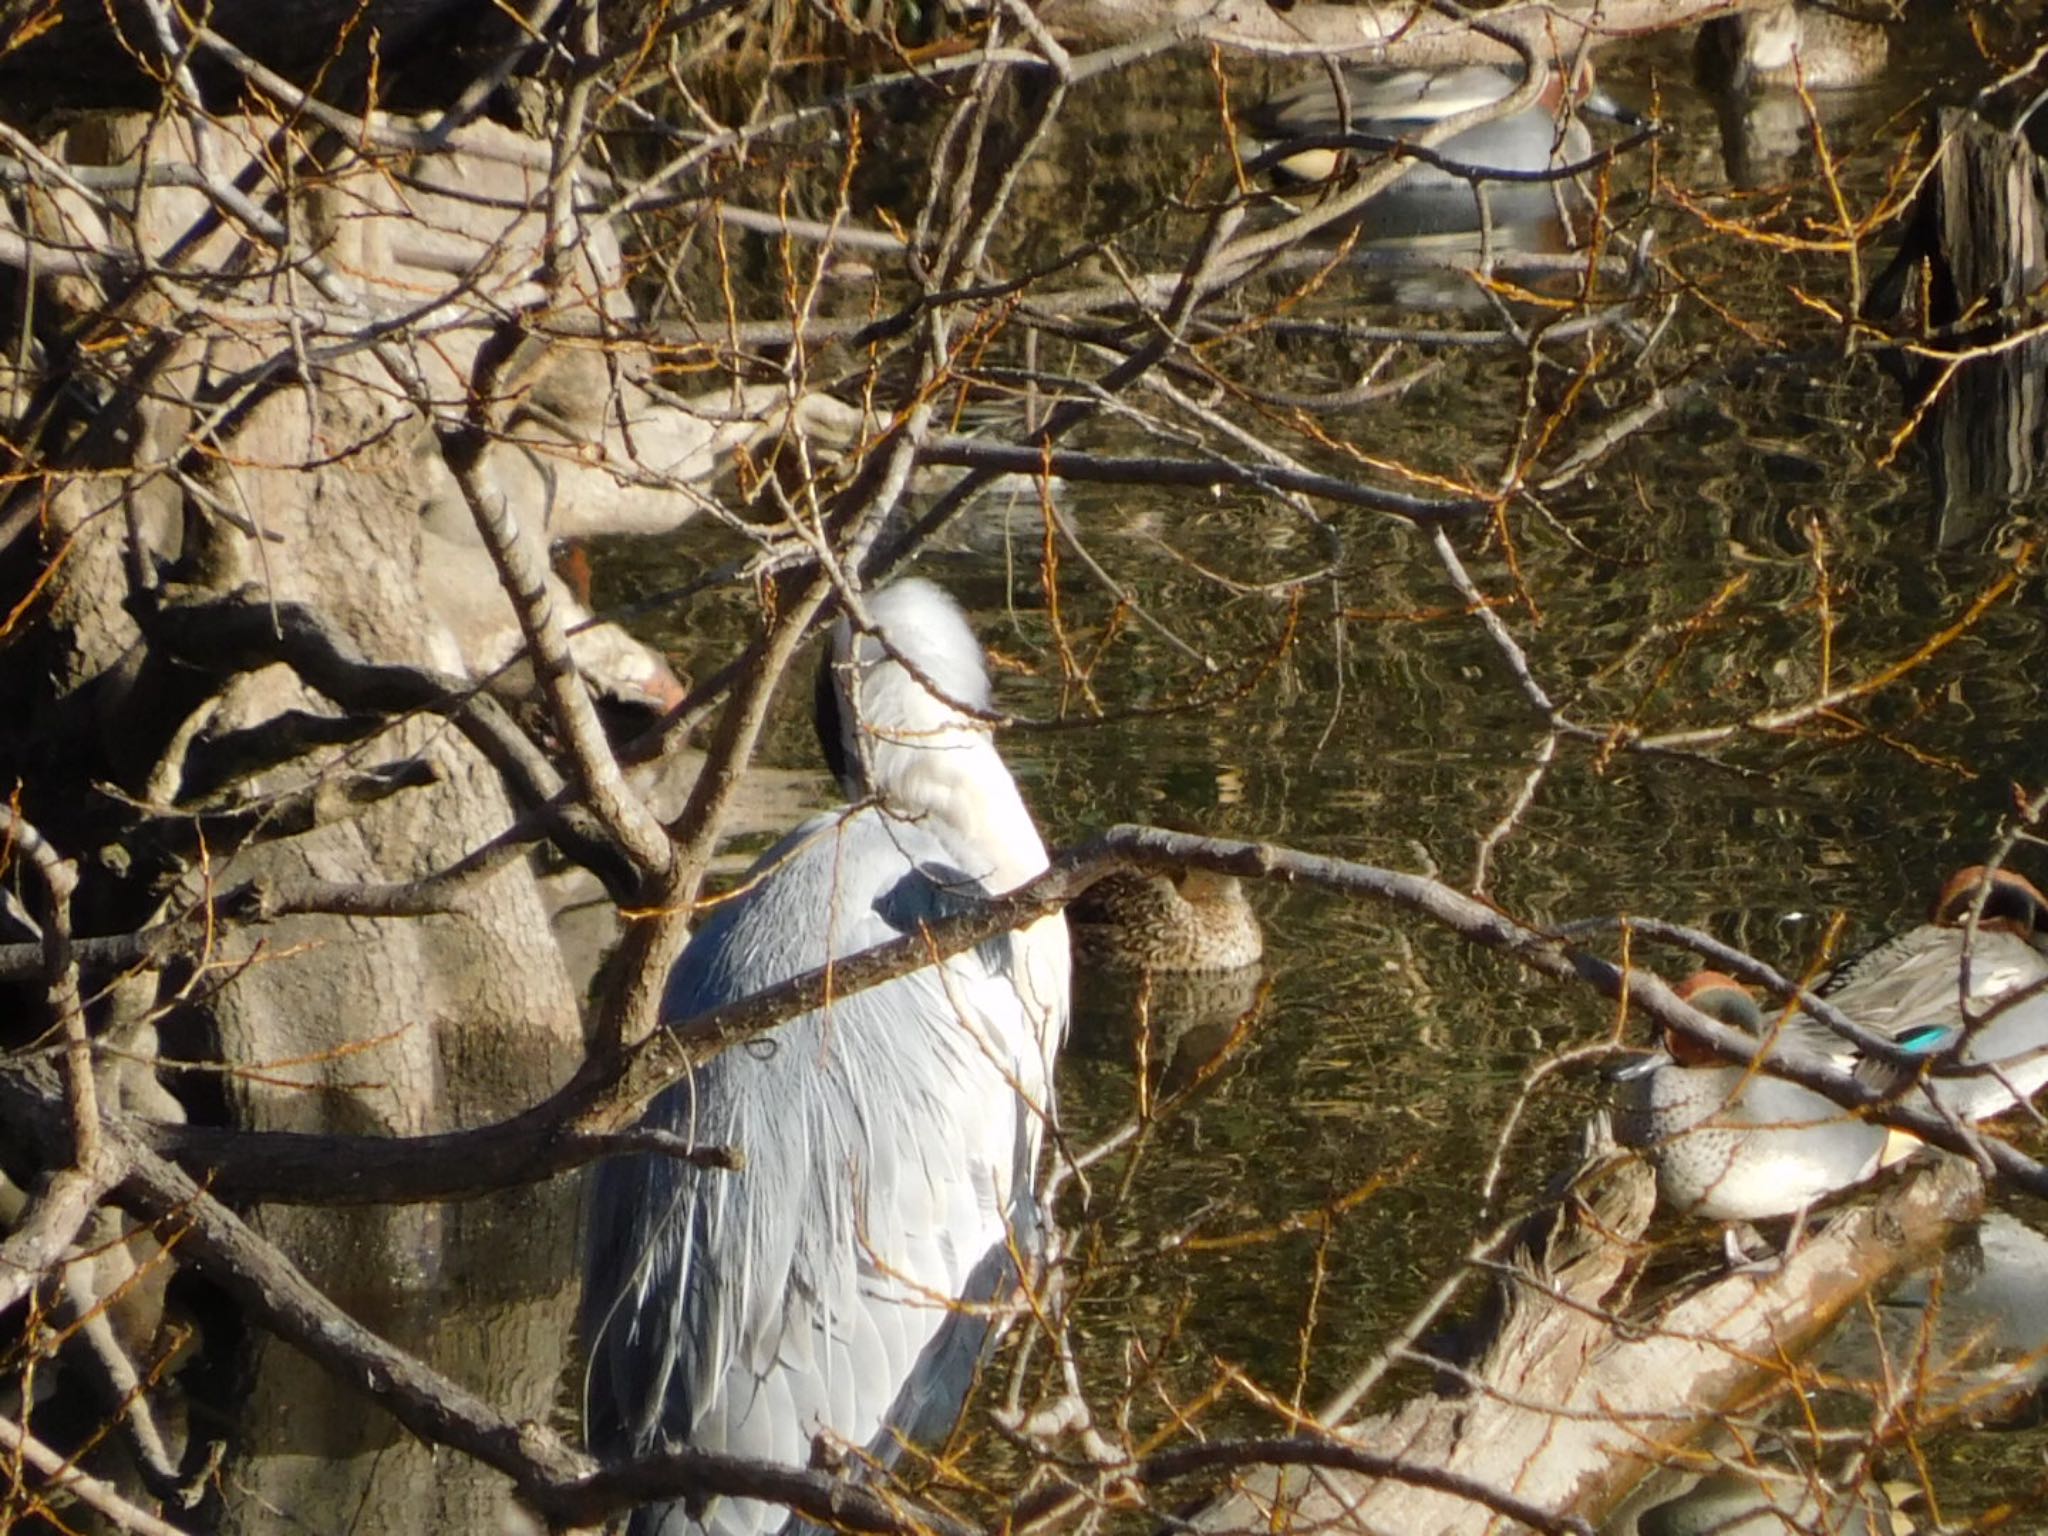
(1932, 866), (2048, 950)
(1665, 969), (1766, 1064)
(1554, 55), (1605, 115)
(1172, 866), (1244, 905)
(1733, 4), (1803, 77)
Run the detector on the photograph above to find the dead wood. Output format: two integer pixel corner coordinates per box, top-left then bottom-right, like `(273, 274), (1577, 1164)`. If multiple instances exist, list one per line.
(1186, 1153), (1982, 1536)
(1866, 107), (2048, 526)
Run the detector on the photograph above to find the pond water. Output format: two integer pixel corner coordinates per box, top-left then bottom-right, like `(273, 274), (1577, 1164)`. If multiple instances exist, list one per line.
(195, 6), (2048, 1532)
(573, 8), (2048, 1531)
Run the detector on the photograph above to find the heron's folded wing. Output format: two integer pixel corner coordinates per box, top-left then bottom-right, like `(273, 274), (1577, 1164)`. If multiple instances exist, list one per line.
(584, 807), (1055, 1535)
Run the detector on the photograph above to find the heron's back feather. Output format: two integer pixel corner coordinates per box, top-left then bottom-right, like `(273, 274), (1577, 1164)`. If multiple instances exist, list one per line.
(585, 804), (1066, 1536)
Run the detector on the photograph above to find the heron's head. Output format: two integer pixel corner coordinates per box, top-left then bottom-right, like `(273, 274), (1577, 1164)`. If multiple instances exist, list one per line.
(815, 578), (996, 802)
(1932, 865), (2048, 949)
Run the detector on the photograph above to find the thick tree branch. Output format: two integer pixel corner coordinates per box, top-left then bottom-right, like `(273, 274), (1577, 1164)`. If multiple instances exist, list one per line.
(141, 587), (634, 890)
(0, 827), (2029, 1213)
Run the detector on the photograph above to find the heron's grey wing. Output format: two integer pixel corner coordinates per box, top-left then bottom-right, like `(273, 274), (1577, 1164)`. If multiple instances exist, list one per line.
(801, 817), (1059, 1460)
(584, 807), (1056, 1536)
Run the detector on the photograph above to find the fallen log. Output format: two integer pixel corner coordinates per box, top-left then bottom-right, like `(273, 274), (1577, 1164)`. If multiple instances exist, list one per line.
(1188, 1142), (1981, 1535)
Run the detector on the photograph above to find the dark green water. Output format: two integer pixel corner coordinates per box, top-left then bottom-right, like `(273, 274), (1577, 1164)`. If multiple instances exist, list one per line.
(577, 7), (2048, 1529)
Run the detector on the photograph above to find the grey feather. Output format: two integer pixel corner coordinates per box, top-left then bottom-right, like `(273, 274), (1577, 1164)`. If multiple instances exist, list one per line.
(582, 580), (1068, 1536)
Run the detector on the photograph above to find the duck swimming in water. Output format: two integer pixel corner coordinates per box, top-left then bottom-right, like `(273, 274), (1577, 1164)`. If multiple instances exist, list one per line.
(1696, 2), (1890, 94)
(1068, 866), (1264, 975)
(1245, 60), (1604, 193)
(1797, 865), (2048, 1125)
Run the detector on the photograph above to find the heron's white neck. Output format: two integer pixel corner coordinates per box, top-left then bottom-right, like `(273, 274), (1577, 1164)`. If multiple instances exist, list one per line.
(862, 723), (1049, 895)
(829, 579), (1049, 895)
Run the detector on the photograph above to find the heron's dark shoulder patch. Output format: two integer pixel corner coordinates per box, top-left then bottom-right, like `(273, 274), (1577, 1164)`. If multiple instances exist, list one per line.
(873, 859), (991, 929)
(874, 860), (1016, 975)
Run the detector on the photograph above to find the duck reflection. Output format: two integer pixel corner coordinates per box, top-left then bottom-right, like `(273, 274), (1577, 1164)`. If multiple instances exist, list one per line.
(1695, 4), (1890, 188)
(1819, 1211), (2048, 1430)
(1610, 1461), (1913, 1536)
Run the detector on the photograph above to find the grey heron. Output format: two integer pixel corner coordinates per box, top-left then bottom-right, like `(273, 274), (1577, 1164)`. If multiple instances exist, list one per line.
(582, 578), (1069, 1536)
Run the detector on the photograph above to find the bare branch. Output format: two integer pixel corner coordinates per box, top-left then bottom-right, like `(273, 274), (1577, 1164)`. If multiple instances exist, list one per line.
(0, 1412), (198, 1536)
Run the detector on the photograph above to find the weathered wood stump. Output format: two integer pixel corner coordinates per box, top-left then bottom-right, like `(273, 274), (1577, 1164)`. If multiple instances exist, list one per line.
(1867, 107), (2048, 529)
(1188, 1137), (1980, 1535)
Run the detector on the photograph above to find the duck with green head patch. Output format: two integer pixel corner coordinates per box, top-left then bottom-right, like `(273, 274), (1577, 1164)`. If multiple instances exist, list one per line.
(1796, 865), (2048, 1125)
(1615, 971), (1904, 1254)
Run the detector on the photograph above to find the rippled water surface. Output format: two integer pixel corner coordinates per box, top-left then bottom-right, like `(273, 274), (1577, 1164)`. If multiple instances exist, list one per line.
(568, 13), (2048, 1525)
(224, 7), (2048, 1530)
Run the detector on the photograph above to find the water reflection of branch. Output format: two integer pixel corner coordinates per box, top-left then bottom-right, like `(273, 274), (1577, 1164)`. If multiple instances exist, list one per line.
(1470, 729), (1558, 894)
(1634, 545), (2031, 751)
(918, 437), (1487, 523)
(1142, 371), (1349, 567)
(1431, 503), (2030, 767)
(1429, 525), (1563, 720)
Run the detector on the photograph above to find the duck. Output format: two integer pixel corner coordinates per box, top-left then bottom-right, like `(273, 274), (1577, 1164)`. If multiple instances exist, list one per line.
(1245, 60), (1603, 194)
(1614, 970), (1899, 1237)
(418, 526), (687, 720)
(1695, 4), (1891, 95)
(1065, 865), (1263, 1098)
(1068, 866), (1264, 974)
(1623, 1465), (1913, 1536)
(1796, 865), (2048, 1125)
(1818, 1210), (2048, 1429)
(1693, 5), (1890, 189)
